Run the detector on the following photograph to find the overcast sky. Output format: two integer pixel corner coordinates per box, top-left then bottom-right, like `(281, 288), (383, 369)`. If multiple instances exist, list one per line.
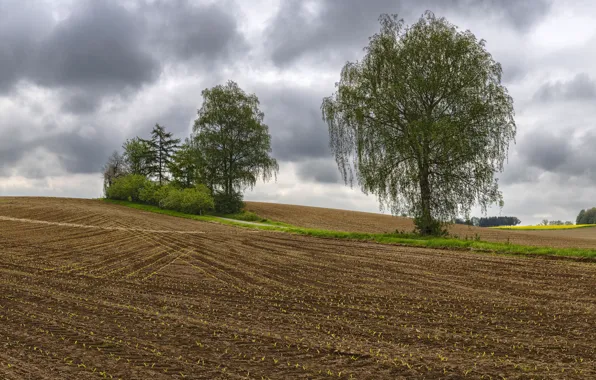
(0, 0), (594, 224)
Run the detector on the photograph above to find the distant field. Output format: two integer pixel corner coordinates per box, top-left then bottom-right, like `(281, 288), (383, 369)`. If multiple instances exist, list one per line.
(246, 201), (596, 249)
(492, 224), (596, 230)
(1, 197), (596, 379)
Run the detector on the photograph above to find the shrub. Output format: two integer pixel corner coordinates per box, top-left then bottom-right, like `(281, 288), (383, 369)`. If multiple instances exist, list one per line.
(160, 185), (214, 215)
(214, 191), (244, 214)
(138, 181), (160, 205)
(160, 188), (184, 211)
(140, 183), (174, 207)
(179, 187), (215, 215)
(106, 175), (150, 202)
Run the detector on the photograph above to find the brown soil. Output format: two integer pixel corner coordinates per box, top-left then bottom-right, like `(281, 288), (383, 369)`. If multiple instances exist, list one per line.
(246, 201), (596, 249)
(1, 197), (595, 379)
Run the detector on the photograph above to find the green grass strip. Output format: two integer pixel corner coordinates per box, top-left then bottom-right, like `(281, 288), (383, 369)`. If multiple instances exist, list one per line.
(102, 199), (596, 260)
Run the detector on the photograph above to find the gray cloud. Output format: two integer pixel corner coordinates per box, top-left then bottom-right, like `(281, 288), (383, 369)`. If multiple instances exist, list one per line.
(0, 0), (52, 92)
(0, 124), (115, 178)
(257, 87), (332, 162)
(516, 129), (596, 183)
(60, 92), (103, 115)
(142, 0), (248, 63)
(0, 0), (246, 114)
(32, 1), (159, 102)
(265, 0), (552, 67)
(533, 73), (596, 102)
(521, 131), (571, 171)
(296, 159), (342, 184)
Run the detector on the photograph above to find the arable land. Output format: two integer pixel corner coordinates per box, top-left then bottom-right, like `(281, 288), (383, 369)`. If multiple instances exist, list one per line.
(1, 197), (595, 379)
(246, 201), (596, 249)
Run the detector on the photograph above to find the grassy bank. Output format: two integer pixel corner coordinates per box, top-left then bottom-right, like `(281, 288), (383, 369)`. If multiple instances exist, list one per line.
(103, 199), (596, 259)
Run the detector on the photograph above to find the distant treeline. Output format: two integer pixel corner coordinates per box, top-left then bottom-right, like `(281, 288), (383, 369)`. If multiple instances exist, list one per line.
(454, 216), (521, 227)
(576, 208), (596, 224)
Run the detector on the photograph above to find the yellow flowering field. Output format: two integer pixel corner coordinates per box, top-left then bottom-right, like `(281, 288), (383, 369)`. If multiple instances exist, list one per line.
(491, 224), (596, 230)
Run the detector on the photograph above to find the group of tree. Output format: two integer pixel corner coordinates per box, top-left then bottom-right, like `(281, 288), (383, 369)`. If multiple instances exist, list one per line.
(454, 216), (521, 227)
(576, 208), (596, 224)
(103, 81), (278, 215)
(102, 11), (518, 236)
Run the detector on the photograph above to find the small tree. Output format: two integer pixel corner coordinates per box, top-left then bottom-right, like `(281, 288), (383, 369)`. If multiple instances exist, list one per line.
(143, 124), (181, 185)
(193, 81), (279, 212)
(123, 137), (151, 176)
(321, 12), (516, 235)
(102, 151), (128, 194)
(169, 138), (198, 188)
(576, 209), (586, 224)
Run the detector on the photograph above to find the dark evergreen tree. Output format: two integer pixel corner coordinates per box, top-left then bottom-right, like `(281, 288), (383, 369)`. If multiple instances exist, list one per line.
(143, 124), (180, 185)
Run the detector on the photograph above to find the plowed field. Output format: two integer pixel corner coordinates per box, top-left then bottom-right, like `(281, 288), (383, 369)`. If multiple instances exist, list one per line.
(1, 197), (596, 379)
(246, 201), (596, 249)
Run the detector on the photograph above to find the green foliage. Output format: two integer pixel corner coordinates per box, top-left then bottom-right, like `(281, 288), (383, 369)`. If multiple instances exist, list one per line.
(102, 151), (128, 194)
(214, 191), (244, 214)
(576, 209), (586, 224)
(576, 208), (596, 224)
(105, 174), (150, 202)
(159, 185), (214, 215)
(122, 137), (151, 176)
(168, 138), (199, 188)
(193, 80), (279, 196)
(474, 216), (521, 227)
(321, 11), (516, 235)
(139, 182), (173, 206)
(142, 124), (181, 185)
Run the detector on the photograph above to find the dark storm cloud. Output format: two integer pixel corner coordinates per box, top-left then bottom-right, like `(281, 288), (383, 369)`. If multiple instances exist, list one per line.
(257, 88), (332, 162)
(295, 159), (342, 184)
(133, 103), (199, 140)
(32, 1), (159, 99)
(0, 125), (115, 178)
(60, 92), (103, 115)
(0, 0), (247, 179)
(48, 130), (116, 175)
(142, 0), (248, 63)
(265, 0), (552, 67)
(521, 131), (571, 171)
(0, 0), (52, 92)
(533, 73), (596, 102)
(0, 0), (246, 112)
(515, 129), (596, 183)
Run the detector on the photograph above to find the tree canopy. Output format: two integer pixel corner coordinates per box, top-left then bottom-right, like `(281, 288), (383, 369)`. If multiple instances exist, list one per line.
(122, 137), (151, 176)
(193, 80), (278, 197)
(321, 12), (516, 235)
(168, 138), (199, 188)
(576, 208), (596, 224)
(102, 151), (127, 194)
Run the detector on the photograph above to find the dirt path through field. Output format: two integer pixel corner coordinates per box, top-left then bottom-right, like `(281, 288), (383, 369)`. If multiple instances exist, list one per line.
(0, 215), (206, 234)
(216, 217), (288, 228)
